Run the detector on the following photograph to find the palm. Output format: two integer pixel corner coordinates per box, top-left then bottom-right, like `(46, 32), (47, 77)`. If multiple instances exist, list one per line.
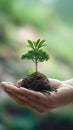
(0, 78), (73, 112)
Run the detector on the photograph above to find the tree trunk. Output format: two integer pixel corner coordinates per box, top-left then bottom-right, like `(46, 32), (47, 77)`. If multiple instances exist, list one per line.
(35, 61), (38, 72)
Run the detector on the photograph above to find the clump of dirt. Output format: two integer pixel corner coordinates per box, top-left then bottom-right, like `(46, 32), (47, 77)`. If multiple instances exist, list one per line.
(21, 72), (56, 92)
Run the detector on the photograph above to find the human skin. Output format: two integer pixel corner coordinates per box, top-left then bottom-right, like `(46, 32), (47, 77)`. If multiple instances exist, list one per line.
(0, 78), (73, 113)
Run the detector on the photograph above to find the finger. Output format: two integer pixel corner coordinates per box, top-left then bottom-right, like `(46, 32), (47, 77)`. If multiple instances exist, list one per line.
(12, 87), (50, 111)
(13, 90), (47, 112)
(5, 87), (57, 111)
(15, 98), (46, 113)
(49, 78), (62, 89)
(5, 90), (46, 112)
(0, 82), (18, 93)
(63, 78), (73, 86)
(0, 82), (11, 90)
(16, 79), (23, 87)
(52, 84), (73, 107)
(18, 87), (47, 103)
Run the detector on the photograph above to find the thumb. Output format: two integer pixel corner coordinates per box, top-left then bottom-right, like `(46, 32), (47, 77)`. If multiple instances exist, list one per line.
(16, 79), (23, 87)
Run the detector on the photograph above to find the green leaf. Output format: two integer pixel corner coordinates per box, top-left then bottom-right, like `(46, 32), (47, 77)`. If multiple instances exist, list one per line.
(33, 41), (36, 48)
(28, 40), (34, 49)
(36, 39), (40, 47)
(38, 40), (46, 48)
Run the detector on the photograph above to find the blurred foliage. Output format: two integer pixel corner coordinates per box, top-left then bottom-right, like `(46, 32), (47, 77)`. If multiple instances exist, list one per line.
(56, 0), (73, 23)
(0, 0), (73, 130)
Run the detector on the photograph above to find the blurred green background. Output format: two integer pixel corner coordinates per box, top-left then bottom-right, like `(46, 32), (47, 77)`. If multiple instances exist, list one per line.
(0, 0), (73, 130)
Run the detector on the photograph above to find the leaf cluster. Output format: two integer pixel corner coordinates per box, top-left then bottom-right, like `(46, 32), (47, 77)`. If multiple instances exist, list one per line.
(21, 49), (49, 63)
(21, 39), (49, 63)
(27, 39), (46, 49)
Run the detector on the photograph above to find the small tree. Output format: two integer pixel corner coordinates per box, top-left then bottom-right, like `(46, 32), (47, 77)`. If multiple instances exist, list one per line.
(21, 39), (49, 72)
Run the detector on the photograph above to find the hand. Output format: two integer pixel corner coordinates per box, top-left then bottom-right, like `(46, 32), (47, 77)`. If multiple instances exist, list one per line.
(0, 78), (73, 113)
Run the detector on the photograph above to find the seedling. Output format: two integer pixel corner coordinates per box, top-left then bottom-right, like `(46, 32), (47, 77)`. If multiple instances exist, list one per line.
(21, 39), (49, 72)
(21, 39), (57, 92)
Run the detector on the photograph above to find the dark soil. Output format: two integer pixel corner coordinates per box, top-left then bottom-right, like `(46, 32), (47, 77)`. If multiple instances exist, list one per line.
(21, 72), (57, 92)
